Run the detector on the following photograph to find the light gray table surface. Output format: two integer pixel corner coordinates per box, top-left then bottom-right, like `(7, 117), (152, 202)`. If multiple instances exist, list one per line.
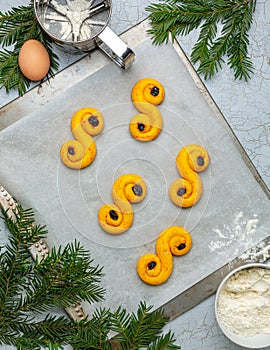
(0, 1), (269, 350)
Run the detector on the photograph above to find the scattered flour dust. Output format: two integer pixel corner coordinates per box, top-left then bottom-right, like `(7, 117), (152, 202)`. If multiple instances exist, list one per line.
(217, 266), (270, 337)
(209, 211), (259, 254)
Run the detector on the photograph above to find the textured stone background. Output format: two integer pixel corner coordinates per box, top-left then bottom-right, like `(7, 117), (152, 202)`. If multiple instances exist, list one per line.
(0, 1), (269, 349)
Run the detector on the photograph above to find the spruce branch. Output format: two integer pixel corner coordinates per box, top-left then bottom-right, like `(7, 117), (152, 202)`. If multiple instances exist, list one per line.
(146, 0), (256, 80)
(0, 0), (59, 96)
(148, 331), (180, 350)
(21, 241), (105, 313)
(6, 315), (71, 350)
(111, 302), (178, 350)
(0, 204), (180, 349)
(1, 206), (47, 245)
(0, 48), (31, 95)
(69, 309), (113, 349)
(0, 206), (105, 314)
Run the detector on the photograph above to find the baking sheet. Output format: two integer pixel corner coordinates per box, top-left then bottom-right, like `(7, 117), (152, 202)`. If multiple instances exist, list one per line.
(0, 38), (269, 315)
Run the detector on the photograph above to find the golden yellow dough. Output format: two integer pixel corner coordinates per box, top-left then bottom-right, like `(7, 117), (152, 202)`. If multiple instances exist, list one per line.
(130, 78), (165, 142)
(60, 107), (104, 169)
(98, 174), (147, 234)
(137, 226), (192, 285)
(169, 144), (210, 208)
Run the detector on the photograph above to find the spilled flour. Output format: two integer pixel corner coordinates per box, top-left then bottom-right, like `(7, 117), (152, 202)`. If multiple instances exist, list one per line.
(217, 266), (270, 337)
(209, 211), (259, 255)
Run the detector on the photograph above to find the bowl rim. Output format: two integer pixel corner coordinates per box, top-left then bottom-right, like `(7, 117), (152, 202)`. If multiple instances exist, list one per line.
(215, 262), (270, 349)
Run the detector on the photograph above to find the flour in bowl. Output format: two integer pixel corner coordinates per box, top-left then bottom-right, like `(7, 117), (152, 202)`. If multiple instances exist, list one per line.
(217, 266), (270, 337)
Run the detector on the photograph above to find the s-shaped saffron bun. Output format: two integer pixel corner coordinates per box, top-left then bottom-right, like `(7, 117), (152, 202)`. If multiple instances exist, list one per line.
(98, 174), (147, 234)
(137, 226), (192, 285)
(130, 78), (165, 141)
(169, 144), (210, 208)
(60, 107), (104, 169)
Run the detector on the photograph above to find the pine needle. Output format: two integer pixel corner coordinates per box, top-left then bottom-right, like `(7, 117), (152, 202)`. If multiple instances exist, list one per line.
(146, 0), (256, 80)
(0, 204), (180, 349)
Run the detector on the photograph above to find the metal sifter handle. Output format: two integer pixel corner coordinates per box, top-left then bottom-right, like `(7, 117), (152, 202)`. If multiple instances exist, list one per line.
(97, 26), (135, 69)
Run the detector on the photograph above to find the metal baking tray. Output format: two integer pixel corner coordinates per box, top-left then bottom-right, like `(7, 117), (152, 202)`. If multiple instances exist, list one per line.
(0, 22), (269, 316)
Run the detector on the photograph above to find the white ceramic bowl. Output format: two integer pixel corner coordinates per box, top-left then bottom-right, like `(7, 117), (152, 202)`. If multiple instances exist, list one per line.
(215, 263), (270, 349)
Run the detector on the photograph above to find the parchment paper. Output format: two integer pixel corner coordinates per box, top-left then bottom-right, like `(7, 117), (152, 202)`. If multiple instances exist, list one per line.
(0, 39), (269, 315)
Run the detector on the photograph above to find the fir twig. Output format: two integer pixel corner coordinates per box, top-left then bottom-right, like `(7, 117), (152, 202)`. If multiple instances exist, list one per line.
(0, 205), (181, 349)
(1, 205), (47, 245)
(69, 309), (113, 349)
(111, 302), (179, 349)
(0, 0), (59, 96)
(146, 0), (256, 80)
(21, 241), (105, 313)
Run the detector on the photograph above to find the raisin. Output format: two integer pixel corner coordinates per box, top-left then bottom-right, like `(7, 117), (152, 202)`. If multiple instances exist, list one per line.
(177, 243), (186, 250)
(132, 184), (143, 196)
(151, 86), (159, 97)
(109, 210), (118, 221)
(177, 188), (186, 196)
(138, 123), (145, 131)
(197, 156), (205, 166)
(88, 116), (99, 127)
(68, 147), (75, 155)
(148, 261), (157, 270)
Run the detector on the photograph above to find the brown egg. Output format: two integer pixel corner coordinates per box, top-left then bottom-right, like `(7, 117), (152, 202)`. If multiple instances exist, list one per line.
(18, 39), (50, 81)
